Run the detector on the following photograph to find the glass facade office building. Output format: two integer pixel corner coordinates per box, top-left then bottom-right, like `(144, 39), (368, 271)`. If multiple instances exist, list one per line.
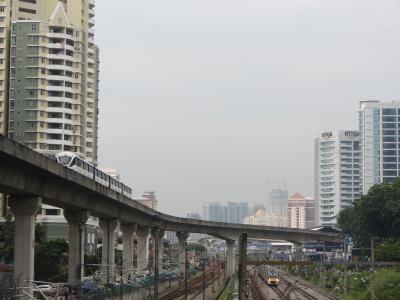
(359, 101), (400, 194)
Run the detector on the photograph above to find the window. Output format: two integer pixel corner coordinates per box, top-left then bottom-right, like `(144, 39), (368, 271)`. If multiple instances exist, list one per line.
(383, 163), (397, 170)
(383, 122), (396, 129)
(382, 130), (396, 135)
(383, 136), (396, 142)
(45, 209), (59, 216)
(383, 116), (396, 122)
(383, 143), (397, 149)
(18, 7), (36, 14)
(382, 108), (396, 115)
(31, 24), (36, 31)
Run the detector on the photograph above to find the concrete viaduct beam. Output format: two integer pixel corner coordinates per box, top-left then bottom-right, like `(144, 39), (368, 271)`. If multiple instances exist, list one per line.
(0, 135), (340, 244)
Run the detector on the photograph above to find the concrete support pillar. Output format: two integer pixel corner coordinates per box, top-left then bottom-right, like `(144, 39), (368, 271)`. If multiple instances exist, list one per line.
(225, 240), (235, 277)
(176, 231), (189, 275)
(152, 227), (161, 300)
(99, 218), (118, 283)
(64, 209), (89, 285)
(238, 233), (247, 300)
(120, 223), (136, 281)
(152, 229), (165, 269)
(136, 226), (150, 274)
(9, 196), (41, 299)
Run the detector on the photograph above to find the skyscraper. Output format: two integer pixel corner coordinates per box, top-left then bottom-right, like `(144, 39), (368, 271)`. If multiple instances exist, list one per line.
(287, 193), (307, 229)
(0, 1), (100, 238)
(268, 188), (288, 217)
(4, 0), (99, 163)
(359, 100), (400, 194)
(314, 130), (361, 226)
(202, 202), (249, 224)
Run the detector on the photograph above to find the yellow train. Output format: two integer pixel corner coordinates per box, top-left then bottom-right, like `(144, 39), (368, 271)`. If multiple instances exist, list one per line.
(266, 275), (280, 286)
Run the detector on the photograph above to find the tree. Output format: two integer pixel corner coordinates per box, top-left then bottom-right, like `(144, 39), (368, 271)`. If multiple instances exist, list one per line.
(34, 239), (69, 282)
(186, 243), (207, 255)
(0, 216), (70, 280)
(337, 178), (400, 260)
(0, 214), (14, 263)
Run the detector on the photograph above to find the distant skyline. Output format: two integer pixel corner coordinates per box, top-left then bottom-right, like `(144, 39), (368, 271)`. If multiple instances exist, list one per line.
(95, 0), (400, 216)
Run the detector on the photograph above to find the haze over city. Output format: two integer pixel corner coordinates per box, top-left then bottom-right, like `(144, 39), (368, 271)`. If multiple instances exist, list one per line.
(96, 0), (400, 216)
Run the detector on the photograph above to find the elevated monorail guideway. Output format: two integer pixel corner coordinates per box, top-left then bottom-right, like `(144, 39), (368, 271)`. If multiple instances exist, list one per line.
(0, 134), (341, 300)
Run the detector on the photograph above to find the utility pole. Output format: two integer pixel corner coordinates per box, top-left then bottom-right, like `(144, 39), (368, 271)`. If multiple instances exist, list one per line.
(202, 255), (206, 300)
(371, 238), (375, 300)
(217, 255), (220, 286)
(153, 227), (160, 300)
(184, 247), (188, 300)
(224, 254), (227, 281)
(120, 267), (123, 300)
(212, 255), (215, 293)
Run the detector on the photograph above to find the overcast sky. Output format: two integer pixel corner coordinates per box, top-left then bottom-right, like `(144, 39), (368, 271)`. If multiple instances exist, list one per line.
(95, 0), (400, 217)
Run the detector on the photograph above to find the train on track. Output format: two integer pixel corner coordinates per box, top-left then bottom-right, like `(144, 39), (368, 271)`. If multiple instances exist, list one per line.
(266, 275), (280, 286)
(55, 152), (133, 198)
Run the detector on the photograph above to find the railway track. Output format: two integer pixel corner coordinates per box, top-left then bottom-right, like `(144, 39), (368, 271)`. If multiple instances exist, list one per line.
(256, 269), (340, 300)
(159, 266), (223, 300)
(249, 273), (264, 300)
(279, 275), (340, 300)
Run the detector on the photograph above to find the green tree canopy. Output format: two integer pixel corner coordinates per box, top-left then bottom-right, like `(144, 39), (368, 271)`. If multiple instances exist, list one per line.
(186, 243), (207, 255)
(337, 179), (400, 260)
(0, 215), (69, 281)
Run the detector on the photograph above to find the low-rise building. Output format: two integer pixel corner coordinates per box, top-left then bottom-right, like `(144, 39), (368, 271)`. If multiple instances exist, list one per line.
(243, 210), (287, 227)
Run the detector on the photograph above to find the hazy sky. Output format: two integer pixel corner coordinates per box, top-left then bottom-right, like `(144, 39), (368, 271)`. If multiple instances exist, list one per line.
(95, 0), (400, 217)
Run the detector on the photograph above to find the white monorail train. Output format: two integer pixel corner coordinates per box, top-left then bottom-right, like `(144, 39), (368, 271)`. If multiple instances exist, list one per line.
(55, 152), (133, 198)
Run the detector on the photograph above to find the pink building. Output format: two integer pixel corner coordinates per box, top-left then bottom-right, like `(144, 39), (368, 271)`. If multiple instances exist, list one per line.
(287, 193), (315, 229)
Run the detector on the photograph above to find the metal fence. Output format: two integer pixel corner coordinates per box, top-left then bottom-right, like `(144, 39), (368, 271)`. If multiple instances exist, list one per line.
(0, 271), (15, 300)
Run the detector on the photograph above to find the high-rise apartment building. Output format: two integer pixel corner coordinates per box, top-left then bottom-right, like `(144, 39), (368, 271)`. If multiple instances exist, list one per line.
(268, 188), (288, 217)
(287, 193), (315, 229)
(314, 130), (361, 226)
(0, 1), (100, 240)
(2, 0), (99, 163)
(202, 202), (249, 224)
(359, 100), (400, 194)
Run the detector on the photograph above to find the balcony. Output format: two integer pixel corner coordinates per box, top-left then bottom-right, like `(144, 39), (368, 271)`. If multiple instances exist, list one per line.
(47, 43), (64, 49)
(45, 106), (73, 115)
(48, 32), (68, 39)
(47, 64), (74, 72)
(45, 128), (64, 135)
(46, 85), (74, 93)
(47, 118), (73, 125)
(46, 96), (73, 104)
